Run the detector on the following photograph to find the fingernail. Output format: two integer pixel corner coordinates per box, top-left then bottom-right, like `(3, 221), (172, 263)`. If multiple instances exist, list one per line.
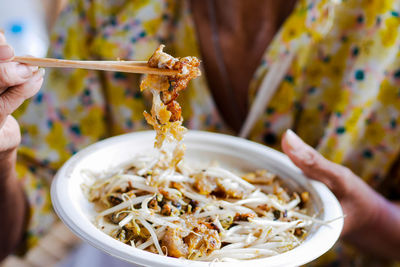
(30, 65), (39, 73)
(284, 129), (315, 163)
(284, 129), (302, 151)
(31, 68), (45, 81)
(0, 44), (14, 60)
(16, 63), (33, 78)
(36, 67), (45, 78)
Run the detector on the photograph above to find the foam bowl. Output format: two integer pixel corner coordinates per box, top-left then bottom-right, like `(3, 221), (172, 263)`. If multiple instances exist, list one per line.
(51, 130), (343, 267)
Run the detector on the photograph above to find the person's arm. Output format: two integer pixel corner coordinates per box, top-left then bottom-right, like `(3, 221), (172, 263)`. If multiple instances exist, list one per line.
(0, 33), (44, 260)
(282, 129), (400, 259)
(41, 0), (68, 30)
(0, 138), (27, 260)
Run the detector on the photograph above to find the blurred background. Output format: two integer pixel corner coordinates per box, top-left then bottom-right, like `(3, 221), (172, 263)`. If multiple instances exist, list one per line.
(0, 0), (49, 57)
(0, 0), (82, 266)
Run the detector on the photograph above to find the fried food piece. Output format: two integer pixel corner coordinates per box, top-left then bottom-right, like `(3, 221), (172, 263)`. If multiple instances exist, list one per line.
(147, 45), (201, 99)
(167, 100), (182, 122)
(162, 221), (221, 259)
(234, 213), (256, 221)
(162, 227), (189, 258)
(192, 171), (246, 198)
(193, 173), (217, 195)
(216, 178), (246, 199)
(140, 45), (200, 150)
(242, 169), (276, 184)
(184, 222), (221, 259)
(141, 44), (200, 125)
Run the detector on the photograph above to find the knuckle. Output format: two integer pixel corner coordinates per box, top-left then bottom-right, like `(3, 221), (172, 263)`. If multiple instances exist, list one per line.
(0, 63), (22, 87)
(327, 165), (353, 198)
(302, 149), (319, 169)
(338, 166), (353, 191)
(0, 95), (12, 115)
(340, 166), (354, 180)
(0, 95), (8, 111)
(13, 86), (29, 99)
(0, 65), (13, 85)
(0, 90), (23, 115)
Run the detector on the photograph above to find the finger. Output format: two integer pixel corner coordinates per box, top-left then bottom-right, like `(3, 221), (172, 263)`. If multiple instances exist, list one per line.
(0, 68), (44, 125)
(0, 44), (14, 60)
(0, 115), (21, 153)
(0, 31), (6, 44)
(0, 62), (38, 89)
(281, 129), (352, 198)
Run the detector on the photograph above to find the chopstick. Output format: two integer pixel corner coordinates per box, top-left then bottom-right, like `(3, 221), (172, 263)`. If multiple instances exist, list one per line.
(12, 56), (179, 76)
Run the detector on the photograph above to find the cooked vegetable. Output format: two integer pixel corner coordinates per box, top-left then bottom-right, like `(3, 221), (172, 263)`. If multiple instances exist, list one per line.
(82, 46), (318, 261)
(83, 156), (317, 261)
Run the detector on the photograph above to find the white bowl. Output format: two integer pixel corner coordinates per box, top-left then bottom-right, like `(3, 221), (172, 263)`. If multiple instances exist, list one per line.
(51, 130), (343, 267)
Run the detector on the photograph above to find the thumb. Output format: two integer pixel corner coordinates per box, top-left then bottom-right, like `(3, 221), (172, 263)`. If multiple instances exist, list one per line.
(0, 44), (14, 61)
(281, 129), (351, 198)
(0, 31), (13, 60)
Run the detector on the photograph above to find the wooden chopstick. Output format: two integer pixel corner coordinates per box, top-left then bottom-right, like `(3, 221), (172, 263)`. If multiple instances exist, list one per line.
(12, 56), (179, 76)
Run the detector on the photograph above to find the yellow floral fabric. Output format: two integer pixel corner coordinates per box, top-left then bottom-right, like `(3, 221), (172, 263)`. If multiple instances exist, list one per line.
(250, 0), (400, 188)
(14, 0), (400, 265)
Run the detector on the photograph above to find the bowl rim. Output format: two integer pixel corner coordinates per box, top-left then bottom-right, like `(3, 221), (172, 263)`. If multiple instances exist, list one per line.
(51, 130), (343, 267)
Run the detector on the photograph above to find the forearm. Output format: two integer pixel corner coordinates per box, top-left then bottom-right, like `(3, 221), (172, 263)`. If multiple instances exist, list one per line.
(0, 149), (28, 260)
(41, 0), (67, 30)
(0, 34), (43, 260)
(345, 194), (400, 260)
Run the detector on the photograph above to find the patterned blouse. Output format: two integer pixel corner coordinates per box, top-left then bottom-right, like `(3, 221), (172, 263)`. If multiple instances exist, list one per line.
(14, 0), (400, 265)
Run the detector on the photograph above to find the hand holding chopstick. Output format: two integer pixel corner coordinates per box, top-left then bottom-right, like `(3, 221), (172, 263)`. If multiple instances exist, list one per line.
(12, 56), (179, 76)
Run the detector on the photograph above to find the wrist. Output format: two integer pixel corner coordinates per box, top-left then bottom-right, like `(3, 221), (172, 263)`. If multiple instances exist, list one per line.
(0, 148), (28, 259)
(0, 145), (17, 158)
(373, 196), (400, 238)
(344, 191), (400, 259)
(359, 191), (387, 234)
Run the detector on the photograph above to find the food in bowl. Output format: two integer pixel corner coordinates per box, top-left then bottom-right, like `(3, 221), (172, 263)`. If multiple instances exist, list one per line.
(81, 46), (322, 261)
(82, 154), (317, 261)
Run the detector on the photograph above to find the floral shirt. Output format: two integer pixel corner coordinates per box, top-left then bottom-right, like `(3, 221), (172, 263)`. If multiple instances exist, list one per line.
(14, 0), (400, 265)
